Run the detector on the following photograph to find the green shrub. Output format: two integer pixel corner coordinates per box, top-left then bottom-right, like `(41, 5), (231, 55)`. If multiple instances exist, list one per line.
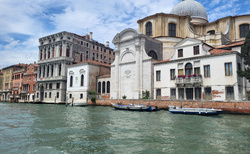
(122, 95), (127, 99)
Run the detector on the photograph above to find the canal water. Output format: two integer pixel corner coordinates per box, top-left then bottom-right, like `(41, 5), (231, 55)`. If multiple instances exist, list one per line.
(0, 102), (250, 154)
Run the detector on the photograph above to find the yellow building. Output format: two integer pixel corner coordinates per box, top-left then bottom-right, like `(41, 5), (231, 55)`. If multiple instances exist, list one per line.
(137, 0), (250, 59)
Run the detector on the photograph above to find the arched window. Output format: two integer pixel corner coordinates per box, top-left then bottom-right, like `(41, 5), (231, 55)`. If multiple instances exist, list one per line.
(148, 50), (158, 60)
(107, 81), (110, 93)
(47, 65), (49, 77)
(207, 30), (215, 35)
(169, 23), (176, 37)
(146, 22), (152, 36)
(185, 63), (193, 76)
(51, 65), (54, 77)
(81, 74), (84, 86)
(60, 46), (62, 56)
(70, 76), (73, 87)
(66, 47), (70, 57)
(102, 81), (105, 93)
(98, 82), (101, 93)
(40, 52), (42, 60)
(44, 51), (46, 59)
(240, 24), (249, 38)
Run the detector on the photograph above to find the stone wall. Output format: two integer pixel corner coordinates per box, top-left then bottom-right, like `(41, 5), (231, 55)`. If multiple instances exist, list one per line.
(88, 99), (250, 114)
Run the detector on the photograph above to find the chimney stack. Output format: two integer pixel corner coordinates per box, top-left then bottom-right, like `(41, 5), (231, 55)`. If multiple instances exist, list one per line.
(90, 32), (93, 41)
(106, 41), (109, 47)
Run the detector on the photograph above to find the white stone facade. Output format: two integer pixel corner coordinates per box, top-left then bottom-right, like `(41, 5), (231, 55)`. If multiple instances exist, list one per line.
(111, 28), (162, 99)
(154, 38), (245, 101)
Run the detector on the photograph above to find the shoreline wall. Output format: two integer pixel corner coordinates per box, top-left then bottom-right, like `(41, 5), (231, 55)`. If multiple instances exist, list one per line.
(88, 99), (250, 114)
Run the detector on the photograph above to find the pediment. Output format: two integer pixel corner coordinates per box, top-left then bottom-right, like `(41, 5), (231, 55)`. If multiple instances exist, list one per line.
(112, 28), (140, 44)
(175, 38), (202, 48)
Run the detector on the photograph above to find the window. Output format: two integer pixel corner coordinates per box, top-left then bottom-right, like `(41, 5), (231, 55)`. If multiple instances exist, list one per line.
(107, 81), (110, 93)
(204, 87), (212, 100)
(170, 69), (175, 80)
(56, 83), (60, 89)
(207, 30), (215, 35)
(45, 92), (47, 98)
(49, 83), (52, 89)
(225, 62), (232, 76)
(156, 71), (161, 81)
(146, 22), (152, 36)
(194, 67), (200, 75)
(169, 23), (176, 37)
(170, 89), (176, 100)
(70, 76), (73, 87)
(204, 65), (210, 77)
(193, 46), (199, 55)
(44, 51), (46, 59)
(52, 49), (55, 58)
(80, 53), (83, 62)
(102, 82), (105, 93)
(156, 89), (161, 99)
(178, 49), (183, 58)
(49, 92), (51, 98)
(57, 92), (59, 98)
(226, 86), (234, 100)
(185, 63), (193, 76)
(48, 51), (50, 59)
(66, 47), (70, 57)
(195, 88), (201, 100)
(69, 94), (72, 98)
(81, 75), (84, 86)
(80, 94), (83, 99)
(240, 24), (249, 38)
(178, 88), (184, 99)
(98, 82), (101, 93)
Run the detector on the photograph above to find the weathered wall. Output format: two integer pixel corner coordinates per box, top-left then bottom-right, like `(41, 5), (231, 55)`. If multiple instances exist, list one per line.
(88, 99), (250, 114)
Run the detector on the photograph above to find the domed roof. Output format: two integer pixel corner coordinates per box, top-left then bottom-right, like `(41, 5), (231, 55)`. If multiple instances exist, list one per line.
(171, 0), (208, 21)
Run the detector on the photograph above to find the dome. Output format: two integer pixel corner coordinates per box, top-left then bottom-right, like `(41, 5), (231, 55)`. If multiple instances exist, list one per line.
(171, 0), (208, 25)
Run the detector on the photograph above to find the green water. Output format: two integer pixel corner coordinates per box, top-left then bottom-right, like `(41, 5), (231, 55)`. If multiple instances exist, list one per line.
(0, 102), (250, 154)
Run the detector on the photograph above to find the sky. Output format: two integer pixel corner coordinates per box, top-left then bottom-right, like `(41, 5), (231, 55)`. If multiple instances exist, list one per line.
(0, 0), (249, 69)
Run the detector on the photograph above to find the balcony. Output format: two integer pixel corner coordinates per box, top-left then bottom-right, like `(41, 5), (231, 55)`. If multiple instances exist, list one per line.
(175, 75), (202, 87)
(37, 76), (67, 82)
(20, 90), (27, 94)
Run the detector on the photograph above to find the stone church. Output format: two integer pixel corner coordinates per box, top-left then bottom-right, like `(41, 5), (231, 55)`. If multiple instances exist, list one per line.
(111, 0), (250, 100)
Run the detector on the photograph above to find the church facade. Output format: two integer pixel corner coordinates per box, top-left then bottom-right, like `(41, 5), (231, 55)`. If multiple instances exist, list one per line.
(111, 0), (250, 100)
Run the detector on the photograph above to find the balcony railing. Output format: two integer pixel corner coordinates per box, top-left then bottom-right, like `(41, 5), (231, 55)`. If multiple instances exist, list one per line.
(175, 76), (202, 85)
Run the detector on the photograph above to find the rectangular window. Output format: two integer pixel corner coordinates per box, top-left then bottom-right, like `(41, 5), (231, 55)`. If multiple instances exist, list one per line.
(225, 62), (232, 76)
(178, 49), (183, 58)
(178, 88), (184, 99)
(204, 65), (210, 77)
(80, 94), (83, 99)
(170, 89), (176, 100)
(193, 46), (199, 55)
(49, 92), (51, 98)
(194, 67), (200, 75)
(226, 86), (234, 100)
(69, 94), (72, 98)
(45, 92), (47, 98)
(204, 87), (212, 100)
(170, 69), (175, 80)
(195, 88), (201, 100)
(57, 92), (59, 98)
(178, 69), (183, 75)
(156, 71), (161, 81)
(56, 83), (60, 89)
(156, 89), (161, 99)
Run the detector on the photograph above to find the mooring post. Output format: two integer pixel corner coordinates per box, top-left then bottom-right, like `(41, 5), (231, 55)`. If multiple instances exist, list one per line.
(201, 98), (203, 108)
(72, 97), (74, 106)
(180, 97), (182, 108)
(65, 96), (68, 107)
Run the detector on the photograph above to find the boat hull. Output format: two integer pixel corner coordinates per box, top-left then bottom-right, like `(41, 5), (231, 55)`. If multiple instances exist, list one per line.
(169, 107), (222, 115)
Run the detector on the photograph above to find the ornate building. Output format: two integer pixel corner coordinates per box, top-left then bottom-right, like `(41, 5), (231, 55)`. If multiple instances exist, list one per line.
(111, 0), (250, 100)
(36, 31), (114, 103)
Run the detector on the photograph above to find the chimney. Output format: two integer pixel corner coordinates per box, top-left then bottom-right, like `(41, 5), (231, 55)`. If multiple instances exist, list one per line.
(90, 32), (93, 41)
(106, 41), (109, 47)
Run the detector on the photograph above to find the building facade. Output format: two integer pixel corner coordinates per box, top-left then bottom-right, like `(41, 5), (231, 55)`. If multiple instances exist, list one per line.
(110, 0), (250, 101)
(0, 70), (3, 101)
(36, 31), (114, 103)
(154, 38), (244, 101)
(66, 61), (110, 105)
(21, 63), (38, 102)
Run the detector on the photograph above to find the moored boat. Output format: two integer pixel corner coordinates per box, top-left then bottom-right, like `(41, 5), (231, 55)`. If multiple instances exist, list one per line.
(111, 103), (159, 111)
(168, 106), (222, 115)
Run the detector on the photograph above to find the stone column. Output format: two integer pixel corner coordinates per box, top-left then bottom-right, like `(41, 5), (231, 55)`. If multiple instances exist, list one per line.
(135, 43), (141, 99)
(54, 63), (58, 77)
(61, 62), (65, 77)
(44, 64), (48, 78)
(49, 64), (52, 77)
(41, 65), (44, 78)
(114, 48), (120, 99)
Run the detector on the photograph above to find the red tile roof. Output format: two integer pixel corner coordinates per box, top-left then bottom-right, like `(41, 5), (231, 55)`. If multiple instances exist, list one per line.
(216, 40), (245, 49)
(73, 60), (111, 67)
(97, 74), (110, 78)
(155, 59), (170, 64)
(209, 49), (233, 54)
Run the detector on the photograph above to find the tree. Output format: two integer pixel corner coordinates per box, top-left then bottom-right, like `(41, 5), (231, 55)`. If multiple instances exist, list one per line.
(238, 31), (250, 81)
(142, 90), (150, 99)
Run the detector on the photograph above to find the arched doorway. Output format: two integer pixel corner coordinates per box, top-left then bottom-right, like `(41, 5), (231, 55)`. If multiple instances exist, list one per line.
(185, 63), (193, 76)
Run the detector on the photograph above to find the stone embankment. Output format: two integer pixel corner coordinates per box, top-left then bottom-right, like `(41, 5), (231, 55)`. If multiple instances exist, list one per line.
(88, 99), (250, 114)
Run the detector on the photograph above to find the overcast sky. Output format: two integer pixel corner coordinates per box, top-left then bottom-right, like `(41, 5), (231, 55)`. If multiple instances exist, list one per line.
(0, 0), (249, 69)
